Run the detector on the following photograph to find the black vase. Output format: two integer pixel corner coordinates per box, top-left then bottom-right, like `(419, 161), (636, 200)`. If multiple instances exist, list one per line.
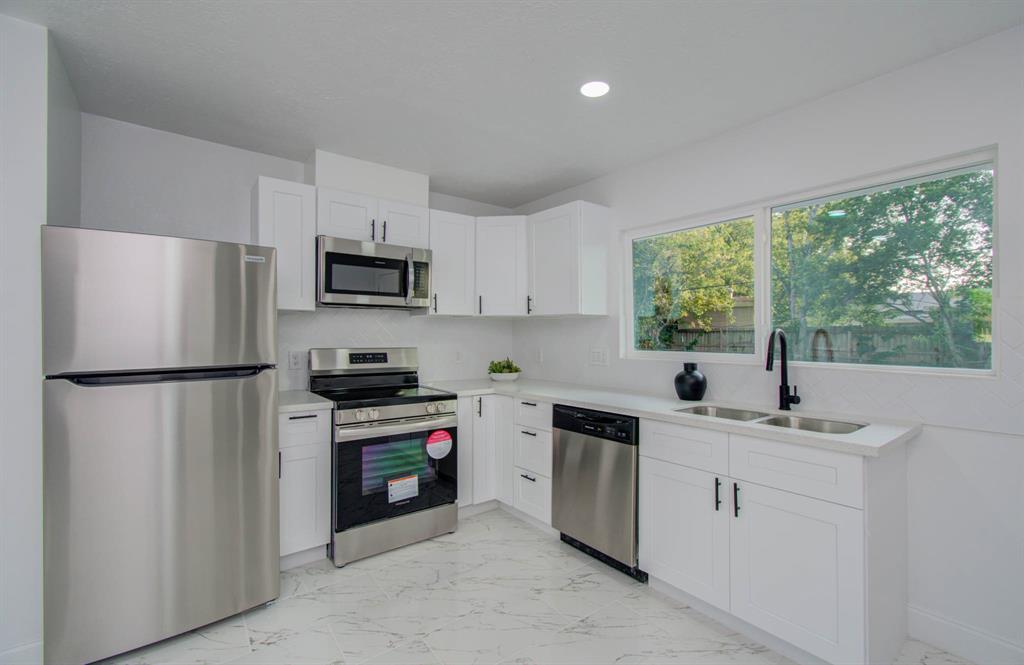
(674, 363), (707, 401)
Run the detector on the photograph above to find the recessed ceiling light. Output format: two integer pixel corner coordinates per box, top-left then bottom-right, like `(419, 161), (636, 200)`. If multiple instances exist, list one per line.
(827, 210), (847, 218)
(580, 81), (610, 98)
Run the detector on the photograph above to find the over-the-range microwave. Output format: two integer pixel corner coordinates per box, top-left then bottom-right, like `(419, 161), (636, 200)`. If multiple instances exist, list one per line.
(317, 235), (431, 309)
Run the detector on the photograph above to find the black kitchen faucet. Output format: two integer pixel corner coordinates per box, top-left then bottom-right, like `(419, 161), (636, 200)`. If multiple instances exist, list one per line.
(766, 328), (801, 411)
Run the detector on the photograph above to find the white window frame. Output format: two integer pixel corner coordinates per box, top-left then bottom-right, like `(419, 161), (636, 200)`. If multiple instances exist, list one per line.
(622, 146), (999, 377)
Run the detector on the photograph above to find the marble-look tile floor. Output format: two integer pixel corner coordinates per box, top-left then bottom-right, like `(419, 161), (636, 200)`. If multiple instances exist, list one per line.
(104, 508), (973, 665)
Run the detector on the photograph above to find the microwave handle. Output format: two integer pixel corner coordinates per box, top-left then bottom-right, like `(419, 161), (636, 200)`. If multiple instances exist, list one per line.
(405, 254), (414, 304)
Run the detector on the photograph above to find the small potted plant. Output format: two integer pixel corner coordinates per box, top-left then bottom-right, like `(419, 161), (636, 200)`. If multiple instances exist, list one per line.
(488, 357), (521, 382)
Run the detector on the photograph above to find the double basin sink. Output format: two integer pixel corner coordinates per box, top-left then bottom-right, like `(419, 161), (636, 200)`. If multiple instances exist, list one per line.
(677, 405), (865, 435)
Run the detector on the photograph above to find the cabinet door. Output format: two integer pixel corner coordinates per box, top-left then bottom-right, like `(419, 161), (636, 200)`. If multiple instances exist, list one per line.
(316, 187), (376, 242)
(638, 458), (730, 611)
(472, 395), (497, 504)
(253, 176), (317, 311)
(493, 396), (515, 506)
(428, 210), (476, 315)
(528, 202), (580, 315)
(730, 481), (865, 664)
(456, 396), (475, 507)
(378, 199), (430, 249)
(475, 216), (527, 316)
(279, 442), (331, 557)
(514, 467), (551, 525)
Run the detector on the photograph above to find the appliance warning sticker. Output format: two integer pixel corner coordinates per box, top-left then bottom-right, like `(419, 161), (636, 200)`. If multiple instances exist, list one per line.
(387, 475), (419, 503)
(426, 430), (453, 460)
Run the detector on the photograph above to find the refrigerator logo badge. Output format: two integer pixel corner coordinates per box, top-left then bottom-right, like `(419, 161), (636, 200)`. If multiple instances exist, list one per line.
(244, 255), (266, 263)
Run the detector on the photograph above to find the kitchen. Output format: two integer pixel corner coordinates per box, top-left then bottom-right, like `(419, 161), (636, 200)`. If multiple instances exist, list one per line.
(1, 2), (1022, 665)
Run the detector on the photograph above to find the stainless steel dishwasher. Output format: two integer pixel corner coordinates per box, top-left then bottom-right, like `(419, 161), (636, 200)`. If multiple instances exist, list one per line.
(552, 404), (646, 581)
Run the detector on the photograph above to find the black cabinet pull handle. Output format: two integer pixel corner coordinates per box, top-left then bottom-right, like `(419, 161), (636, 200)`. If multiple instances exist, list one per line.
(278, 451), (282, 479)
(520, 473), (536, 482)
(521, 401), (537, 407)
(715, 477), (722, 511)
(733, 482), (740, 518)
(479, 295), (482, 314)
(288, 414), (317, 421)
(433, 293), (438, 313)
(521, 430), (537, 437)
(477, 397), (482, 417)
(527, 295), (533, 314)
(383, 220), (387, 242)
(370, 219), (376, 241)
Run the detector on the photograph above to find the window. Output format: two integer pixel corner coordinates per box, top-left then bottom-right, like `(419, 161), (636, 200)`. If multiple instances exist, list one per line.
(632, 216), (755, 354)
(770, 164), (994, 370)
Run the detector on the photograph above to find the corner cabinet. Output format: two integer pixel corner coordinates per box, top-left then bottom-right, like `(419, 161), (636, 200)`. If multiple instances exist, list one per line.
(527, 201), (609, 316)
(475, 216), (528, 316)
(428, 209), (476, 315)
(252, 176), (317, 311)
(639, 423), (908, 665)
(316, 186), (429, 249)
(278, 407), (333, 559)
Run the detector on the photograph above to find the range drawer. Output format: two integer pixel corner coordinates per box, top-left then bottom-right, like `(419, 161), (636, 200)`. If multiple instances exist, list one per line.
(514, 466), (551, 525)
(279, 409), (333, 448)
(639, 419), (728, 475)
(514, 427), (552, 477)
(729, 434), (864, 508)
(515, 399), (552, 431)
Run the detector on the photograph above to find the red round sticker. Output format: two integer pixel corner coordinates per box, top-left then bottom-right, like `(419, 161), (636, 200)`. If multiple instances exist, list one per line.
(426, 430), (453, 460)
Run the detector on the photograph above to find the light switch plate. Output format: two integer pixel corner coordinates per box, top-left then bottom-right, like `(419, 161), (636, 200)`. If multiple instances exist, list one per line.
(288, 350), (305, 370)
(589, 347), (610, 366)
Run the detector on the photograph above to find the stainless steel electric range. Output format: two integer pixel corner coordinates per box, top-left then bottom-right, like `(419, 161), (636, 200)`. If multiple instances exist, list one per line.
(308, 347), (458, 567)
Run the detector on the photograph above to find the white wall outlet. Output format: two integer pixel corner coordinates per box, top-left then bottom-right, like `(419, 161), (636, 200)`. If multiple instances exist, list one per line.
(288, 350), (305, 370)
(589, 346), (610, 367)
(537, 348), (544, 364)
(454, 350), (462, 364)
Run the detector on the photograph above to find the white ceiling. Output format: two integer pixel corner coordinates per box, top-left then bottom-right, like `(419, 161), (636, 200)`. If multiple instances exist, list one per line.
(3, 1), (1023, 208)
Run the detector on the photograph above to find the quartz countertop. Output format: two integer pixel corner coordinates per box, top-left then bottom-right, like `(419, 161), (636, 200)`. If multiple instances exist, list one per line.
(424, 378), (919, 457)
(279, 389), (333, 414)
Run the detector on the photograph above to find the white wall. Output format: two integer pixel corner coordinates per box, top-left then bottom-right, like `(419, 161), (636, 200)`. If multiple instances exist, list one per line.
(429, 191), (513, 217)
(81, 113), (305, 242)
(46, 34), (80, 227)
(308, 148), (429, 207)
(0, 15), (46, 665)
(512, 27), (1024, 664)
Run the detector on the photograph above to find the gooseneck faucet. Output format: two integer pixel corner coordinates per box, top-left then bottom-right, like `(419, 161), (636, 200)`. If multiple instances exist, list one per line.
(766, 328), (801, 411)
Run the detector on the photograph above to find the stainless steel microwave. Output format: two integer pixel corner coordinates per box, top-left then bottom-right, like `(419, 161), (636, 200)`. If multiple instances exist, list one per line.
(317, 236), (431, 309)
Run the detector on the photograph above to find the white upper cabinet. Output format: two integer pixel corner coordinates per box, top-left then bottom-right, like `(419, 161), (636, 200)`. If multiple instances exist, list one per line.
(475, 215), (528, 316)
(316, 187), (377, 242)
(252, 176), (316, 311)
(316, 188), (429, 248)
(428, 210), (476, 315)
(378, 199), (430, 249)
(527, 201), (609, 316)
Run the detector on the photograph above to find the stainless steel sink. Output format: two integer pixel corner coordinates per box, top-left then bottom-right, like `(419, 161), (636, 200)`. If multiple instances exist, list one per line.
(758, 415), (865, 434)
(676, 405), (769, 421)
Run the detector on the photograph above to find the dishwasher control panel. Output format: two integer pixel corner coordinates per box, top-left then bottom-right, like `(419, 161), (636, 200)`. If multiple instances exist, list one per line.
(553, 405), (638, 445)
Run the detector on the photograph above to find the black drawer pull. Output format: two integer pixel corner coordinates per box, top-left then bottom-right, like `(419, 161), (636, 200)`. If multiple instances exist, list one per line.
(520, 430), (537, 437)
(521, 401), (537, 407)
(733, 482), (740, 518)
(520, 473), (537, 482)
(715, 477), (722, 511)
(288, 414), (318, 421)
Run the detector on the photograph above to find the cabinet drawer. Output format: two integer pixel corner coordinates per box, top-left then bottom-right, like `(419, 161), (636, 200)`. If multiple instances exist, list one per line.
(514, 466), (551, 525)
(729, 434), (864, 508)
(514, 427), (552, 477)
(515, 399), (552, 431)
(640, 419), (728, 475)
(279, 409), (332, 448)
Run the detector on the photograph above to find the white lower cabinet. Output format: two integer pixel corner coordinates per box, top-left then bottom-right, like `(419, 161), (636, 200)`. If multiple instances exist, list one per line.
(730, 481), (864, 665)
(513, 467), (551, 524)
(472, 395), (497, 503)
(638, 458), (730, 610)
(456, 396), (475, 507)
(278, 408), (333, 558)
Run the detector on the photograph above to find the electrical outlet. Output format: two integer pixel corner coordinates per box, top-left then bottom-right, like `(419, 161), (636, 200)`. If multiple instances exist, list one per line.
(589, 347), (610, 367)
(454, 350), (462, 363)
(288, 350), (305, 370)
(537, 348), (544, 364)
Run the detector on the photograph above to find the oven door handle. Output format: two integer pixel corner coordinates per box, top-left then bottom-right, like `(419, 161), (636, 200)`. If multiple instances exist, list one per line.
(335, 415), (457, 442)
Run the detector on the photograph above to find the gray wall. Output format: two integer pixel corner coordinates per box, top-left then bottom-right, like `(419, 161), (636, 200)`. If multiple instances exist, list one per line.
(46, 34), (80, 227)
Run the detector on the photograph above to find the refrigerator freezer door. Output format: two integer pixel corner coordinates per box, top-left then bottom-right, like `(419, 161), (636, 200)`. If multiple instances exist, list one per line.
(43, 369), (279, 664)
(42, 226), (277, 376)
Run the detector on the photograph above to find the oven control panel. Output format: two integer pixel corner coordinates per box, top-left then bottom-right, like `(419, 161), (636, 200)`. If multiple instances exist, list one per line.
(348, 352), (388, 364)
(335, 399), (457, 426)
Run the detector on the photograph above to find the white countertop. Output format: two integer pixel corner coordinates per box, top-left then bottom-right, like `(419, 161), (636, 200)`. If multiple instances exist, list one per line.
(278, 389), (334, 414)
(424, 378), (920, 457)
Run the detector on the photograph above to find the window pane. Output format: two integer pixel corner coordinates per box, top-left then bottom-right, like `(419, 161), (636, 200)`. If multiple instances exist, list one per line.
(633, 217), (755, 353)
(770, 165), (993, 370)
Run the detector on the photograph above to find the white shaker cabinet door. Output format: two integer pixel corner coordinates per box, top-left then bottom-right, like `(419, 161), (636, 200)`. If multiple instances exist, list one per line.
(528, 202), (579, 315)
(378, 199), (430, 249)
(472, 395), (497, 504)
(279, 442), (331, 557)
(730, 481), (865, 665)
(253, 176), (317, 311)
(456, 396), (475, 507)
(428, 210), (476, 315)
(475, 216), (527, 316)
(316, 187), (377, 242)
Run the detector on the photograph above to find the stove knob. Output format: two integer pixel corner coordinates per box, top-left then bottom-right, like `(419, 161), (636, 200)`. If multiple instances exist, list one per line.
(355, 410), (367, 422)
(426, 403), (438, 414)
(368, 408), (380, 420)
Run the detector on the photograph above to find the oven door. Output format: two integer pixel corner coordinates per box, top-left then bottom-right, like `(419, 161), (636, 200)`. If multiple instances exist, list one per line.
(335, 415), (457, 532)
(317, 235), (431, 308)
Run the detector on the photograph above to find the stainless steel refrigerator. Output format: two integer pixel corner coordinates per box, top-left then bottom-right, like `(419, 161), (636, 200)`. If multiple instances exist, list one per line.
(41, 226), (280, 664)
